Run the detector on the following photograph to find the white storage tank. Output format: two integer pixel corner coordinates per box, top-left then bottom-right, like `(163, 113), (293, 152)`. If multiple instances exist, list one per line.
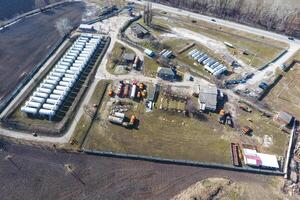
(26, 101), (42, 109)
(50, 94), (62, 100)
(46, 98), (62, 106)
(62, 77), (75, 83)
(54, 68), (66, 73)
(130, 84), (137, 99)
(53, 89), (66, 95)
(50, 72), (64, 77)
(56, 85), (70, 91)
(41, 83), (55, 90)
(21, 107), (38, 115)
(33, 92), (49, 98)
(56, 65), (69, 70)
(47, 76), (61, 81)
(37, 87), (52, 94)
(58, 81), (72, 87)
(30, 96), (46, 103)
(44, 79), (59, 85)
(64, 74), (78, 79)
(43, 104), (58, 111)
(39, 109), (55, 116)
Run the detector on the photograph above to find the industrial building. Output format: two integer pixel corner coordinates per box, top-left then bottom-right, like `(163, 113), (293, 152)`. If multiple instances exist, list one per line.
(198, 84), (218, 111)
(21, 34), (108, 120)
(243, 148), (279, 169)
(130, 23), (149, 38)
(157, 67), (176, 81)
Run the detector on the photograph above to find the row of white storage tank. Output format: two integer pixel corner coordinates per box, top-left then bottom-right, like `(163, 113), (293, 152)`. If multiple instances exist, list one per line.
(21, 34), (106, 119)
(188, 49), (227, 77)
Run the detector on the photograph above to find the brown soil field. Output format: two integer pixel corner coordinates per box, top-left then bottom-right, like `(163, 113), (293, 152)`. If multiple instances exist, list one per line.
(0, 140), (278, 200)
(0, 2), (85, 104)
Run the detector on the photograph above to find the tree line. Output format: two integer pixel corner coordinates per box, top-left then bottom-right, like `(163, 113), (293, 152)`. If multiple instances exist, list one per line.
(149, 0), (300, 38)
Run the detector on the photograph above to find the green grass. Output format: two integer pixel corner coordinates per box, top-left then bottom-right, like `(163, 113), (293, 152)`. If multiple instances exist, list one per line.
(264, 63), (300, 119)
(106, 42), (135, 75)
(236, 110), (289, 156)
(152, 15), (287, 68)
(67, 80), (111, 148)
(143, 56), (158, 77)
(84, 94), (232, 164)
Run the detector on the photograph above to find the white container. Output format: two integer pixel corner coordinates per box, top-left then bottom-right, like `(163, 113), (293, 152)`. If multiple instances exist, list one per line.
(21, 107), (38, 115)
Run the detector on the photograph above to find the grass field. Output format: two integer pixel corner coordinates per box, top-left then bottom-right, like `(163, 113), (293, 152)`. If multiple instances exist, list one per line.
(264, 62), (300, 119)
(106, 42), (135, 75)
(143, 56), (158, 77)
(150, 15), (287, 68)
(68, 80), (110, 148)
(83, 85), (233, 164)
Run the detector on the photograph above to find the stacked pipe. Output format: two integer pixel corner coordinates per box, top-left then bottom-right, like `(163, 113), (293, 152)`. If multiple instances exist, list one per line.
(21, 34), (106, 120)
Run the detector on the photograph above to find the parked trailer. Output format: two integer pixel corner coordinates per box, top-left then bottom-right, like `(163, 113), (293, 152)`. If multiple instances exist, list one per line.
(39, 109), (55, 117)
(21, 107), (38, 115)
(213, 66), (227, 76)
(188, 49), (197, 56)
(130, 84), (137, 99)
(113, 112), (125, 119)
(210, 62), (220, 69)
(108, 115), (124, 125)
(212, 64), (224, 74)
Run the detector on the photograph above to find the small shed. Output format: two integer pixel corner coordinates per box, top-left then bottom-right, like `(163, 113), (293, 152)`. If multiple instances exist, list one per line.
(274, 111), (293, 127)
(157, 67), (176, 81)
(123, 53), (136, 63)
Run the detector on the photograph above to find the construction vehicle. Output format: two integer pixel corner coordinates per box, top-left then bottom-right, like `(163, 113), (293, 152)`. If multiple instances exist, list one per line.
(141, 90), (147, 98)
(226, 115), (233, 127)
(241, 126), (252, 135)
(123, 84), (130, 97)
(129, 115), (136, 126)
(108, 89), (114, 97)
(239, 104), (252, 113)
(139, 83), (144, 90)
(218, 109), (226, 124)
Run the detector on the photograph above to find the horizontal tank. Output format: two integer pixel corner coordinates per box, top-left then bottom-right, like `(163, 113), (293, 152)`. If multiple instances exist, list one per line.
(50, 72), (64, 78)
(42, 104), (58, 111)
(46, 98), (62, 106)
(21, 107), (38, 115)
(47, 76), (61, 81)
(58, 81), (72, 88)
(56, 65), (69, 70)
(65, 70), (79, 75)
(113, 112), (125, 119)
(52, 89), (66, 95)
(39, 109), (55, 116)
(130, 85), (137, 99)
(108, 115), (123, 125)
(30, 96), (46, 103)
(26, 101), (42, 109)
(54, 68), (66, 73)
(59, 61), (72, 66)
(56, 85), (70, 91)
(44, 79), (59, 86)
(41, 83), (55, 90)
(62, 77), (75, 83)
(37, 87), (52, 94)
(64, 74), (78, 79)
(50, 94), (62, 100)
(33, 92), (49, 98)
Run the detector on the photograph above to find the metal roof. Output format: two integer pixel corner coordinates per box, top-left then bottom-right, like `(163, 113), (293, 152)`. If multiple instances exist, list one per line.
(157, 67), (176, 76)
(199, 84), (218, 110)
(276, 111), (293, 125)
(131, 23), (149, 35)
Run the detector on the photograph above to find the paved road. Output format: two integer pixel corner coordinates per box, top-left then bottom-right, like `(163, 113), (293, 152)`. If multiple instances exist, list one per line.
(131, 0), (300, 88)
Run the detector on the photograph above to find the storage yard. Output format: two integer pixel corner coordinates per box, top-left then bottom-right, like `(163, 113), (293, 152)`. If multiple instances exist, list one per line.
(0, 2), (85, 106)
(0, 1), (300, 198)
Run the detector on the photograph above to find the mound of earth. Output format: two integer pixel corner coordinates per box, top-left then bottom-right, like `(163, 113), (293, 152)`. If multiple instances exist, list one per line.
(171, 178), (242, 200)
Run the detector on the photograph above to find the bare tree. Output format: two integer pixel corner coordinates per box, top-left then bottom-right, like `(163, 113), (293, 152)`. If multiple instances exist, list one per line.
(55, 18), (72, 36)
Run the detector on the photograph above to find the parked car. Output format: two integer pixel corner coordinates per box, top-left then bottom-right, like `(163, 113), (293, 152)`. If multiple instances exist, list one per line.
(288, 37), (295, 41)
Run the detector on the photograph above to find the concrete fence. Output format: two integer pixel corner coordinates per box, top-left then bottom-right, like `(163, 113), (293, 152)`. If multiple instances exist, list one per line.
(83, 149), (285, 176)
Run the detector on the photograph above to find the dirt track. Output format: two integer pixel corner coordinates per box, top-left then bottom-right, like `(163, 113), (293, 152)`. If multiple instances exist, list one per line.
(0, 141), (272, 200)
(0, 2), (85, 102)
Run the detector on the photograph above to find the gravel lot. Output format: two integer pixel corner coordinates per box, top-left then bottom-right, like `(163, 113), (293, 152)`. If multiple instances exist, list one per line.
(0, 2), (85, 103)
(0, 141), (272, 200)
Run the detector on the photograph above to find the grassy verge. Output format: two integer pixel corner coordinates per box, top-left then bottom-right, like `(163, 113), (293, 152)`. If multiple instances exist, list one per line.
(66, 80), (111, 149)
(143, 56), (158, 77)
(106, 42), (135, 75)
